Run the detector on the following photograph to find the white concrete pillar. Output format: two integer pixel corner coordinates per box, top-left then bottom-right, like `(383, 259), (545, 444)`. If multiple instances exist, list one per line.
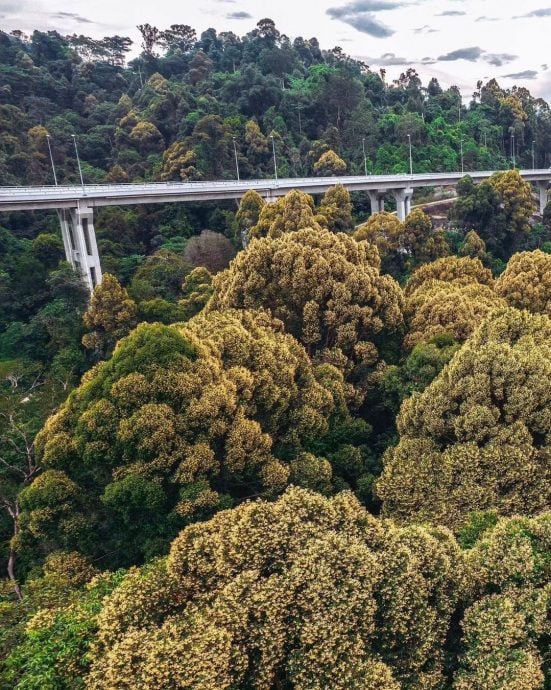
(392, 187), (413, 221)
(537, 183), (548, 215)
(59, 205), (102, 293)
(368, 190), (385, 214)
(405, 194), (412, 217)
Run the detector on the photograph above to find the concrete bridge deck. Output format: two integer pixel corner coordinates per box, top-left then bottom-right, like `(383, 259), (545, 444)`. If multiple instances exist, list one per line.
(1, 170), (550, 212)
(1, 170), (549, 292)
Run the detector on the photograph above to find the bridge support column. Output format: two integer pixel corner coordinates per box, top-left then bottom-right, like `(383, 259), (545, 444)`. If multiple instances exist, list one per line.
(392, 187), (413, 221)
(59, 205), (102, 293)
(537, 182), (548, 215)
(368, 191), (385, 214)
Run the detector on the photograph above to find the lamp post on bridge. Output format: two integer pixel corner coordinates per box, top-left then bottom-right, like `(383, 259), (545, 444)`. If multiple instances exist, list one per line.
(232, 136), (240, 181)
(532, 140), (536, 170)
(45, 134), (58, 186)
(362, 137), (368, 176)
(270, 134), (278, 182)
(71, 134), (85, 192)
(407, 134), (413, 175)
(460, 136), (464, 174)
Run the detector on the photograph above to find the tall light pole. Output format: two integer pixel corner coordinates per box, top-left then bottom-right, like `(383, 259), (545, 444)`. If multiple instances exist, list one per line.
(532, 140), (536, 170)
(294, 104), (304, 135)
(460, 136), (464, 174)
(72, 134), (85, 191)
(45, 134), (58, 186)
(232, 136), (240, 181)
(511, 133), (516, 168)
(407, 134), (413, 175)
(362, 137), (368, 176)
(270, 134), (278, 182)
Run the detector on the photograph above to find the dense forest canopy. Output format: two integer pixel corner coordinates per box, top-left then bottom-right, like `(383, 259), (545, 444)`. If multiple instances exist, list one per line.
(2, 18), (551, 190)
(1, 18), (551, 690)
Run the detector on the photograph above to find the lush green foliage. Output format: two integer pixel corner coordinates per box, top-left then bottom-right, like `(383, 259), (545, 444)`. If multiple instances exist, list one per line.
(2, 19), (551, 689)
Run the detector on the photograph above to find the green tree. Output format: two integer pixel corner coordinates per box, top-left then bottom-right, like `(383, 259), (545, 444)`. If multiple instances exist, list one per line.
(377, 308), (551, 529)
(250, 189), (322, 239)
(21, 310), (342, 565)
(82, 274), (137, 360)
(451, 172), (536, 259)
(87, 487), (463, 690)
(129, 250), (190, 302)
(179, 267), (213, 320)
(495, 249), (551, 315)
(236, 190), (266, 247)
(313, 148), (347, 176)
(211, 227), (404, 404)
(317, 184), (354, 232)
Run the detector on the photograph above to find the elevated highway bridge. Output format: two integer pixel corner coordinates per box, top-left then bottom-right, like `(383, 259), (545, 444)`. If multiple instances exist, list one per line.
(1, 170), (549, 291)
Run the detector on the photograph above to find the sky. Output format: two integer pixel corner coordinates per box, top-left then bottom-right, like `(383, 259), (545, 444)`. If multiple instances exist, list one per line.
(2, 0), (551, 100)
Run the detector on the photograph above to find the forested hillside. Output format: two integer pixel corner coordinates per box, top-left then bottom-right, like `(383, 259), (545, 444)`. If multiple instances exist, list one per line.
(1, 19), (551, 690)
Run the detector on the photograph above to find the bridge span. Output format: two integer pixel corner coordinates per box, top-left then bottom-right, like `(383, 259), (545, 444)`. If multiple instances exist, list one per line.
(1, 170), (550, 292)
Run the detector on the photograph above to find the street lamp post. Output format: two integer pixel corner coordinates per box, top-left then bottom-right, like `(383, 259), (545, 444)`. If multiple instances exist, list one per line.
(72, 134), (85, 191)
(460, 136), (464, 174)
(295, 104), (303, 135)
(407, 134), (413, 175)
(511, 133), (516, 168)
(270, 134), (278, 182)
(45, 134), (58, 186)
(362, 137), (368, 176)
(232, 136), (240, 181)
(532, 140), (536, 170)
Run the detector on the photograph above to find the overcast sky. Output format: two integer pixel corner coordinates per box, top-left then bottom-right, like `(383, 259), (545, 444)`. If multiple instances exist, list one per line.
(2, 0), (551, 100)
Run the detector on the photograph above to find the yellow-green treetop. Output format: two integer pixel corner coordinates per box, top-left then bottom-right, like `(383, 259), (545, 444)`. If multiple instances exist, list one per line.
(82, 273), (137, 360)
(249, 189), (323, 240)
(12, 503), (549, 690)
(313, 148), (347, 176)
(454, 513), (550, 690)
(87, 487), (462, 690)
(459, 230), (487, 260)
(402, 208), (449, 266)
(179, 266), (213, 320)
(489, 169), (535, 235)
(27, 124), (49, 149)
(377, 308), (551, 529)
(128, 121), (164, 154)
(159, 140), (201, 181)
(236, 189), (265, 246)
(244, 119), (269, 160)
(355, 210), (448, 276)
(496, 249), (551, 315)
(405, 255), (494, 296)
(210, 227), (404, 403)
(316, 184), (354, 232)
(105, 164), (129, 183)
(26, 310), (340, 561)
(404, 279), (506, 349)
(354, 211), (403, 255)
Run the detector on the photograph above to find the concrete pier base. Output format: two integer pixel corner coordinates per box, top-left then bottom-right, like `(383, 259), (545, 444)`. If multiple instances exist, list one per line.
(392, 187), (413, 221)
(59, 205), (102, 292)
(368, 190), (386, 214)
